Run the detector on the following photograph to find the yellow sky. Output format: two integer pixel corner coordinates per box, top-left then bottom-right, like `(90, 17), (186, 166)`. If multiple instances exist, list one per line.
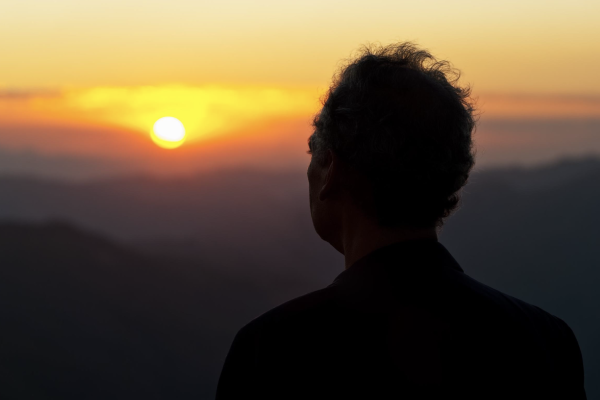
(2, 0), (599, 94)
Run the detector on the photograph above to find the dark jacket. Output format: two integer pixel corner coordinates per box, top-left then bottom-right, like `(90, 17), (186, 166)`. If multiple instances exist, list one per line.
(216, 239), (586, 399)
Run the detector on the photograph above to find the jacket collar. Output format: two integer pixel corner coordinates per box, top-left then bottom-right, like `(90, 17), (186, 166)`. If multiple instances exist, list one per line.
(329, 238), (463, 288)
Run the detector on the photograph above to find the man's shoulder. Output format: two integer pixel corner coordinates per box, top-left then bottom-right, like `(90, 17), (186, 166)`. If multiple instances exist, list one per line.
(452, 271), (577, 345)
(466, 276), (586, 396)
(240, 285), (339, 334)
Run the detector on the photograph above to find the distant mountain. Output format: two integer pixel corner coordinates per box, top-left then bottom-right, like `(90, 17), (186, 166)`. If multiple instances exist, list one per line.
(0, 168), (344, 281)
(0, 148), (132, 181)
(0, 158), (599, 397)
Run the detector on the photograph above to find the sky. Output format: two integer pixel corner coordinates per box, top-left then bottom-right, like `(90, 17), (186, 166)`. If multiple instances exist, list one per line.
(1, 0), (600, 179)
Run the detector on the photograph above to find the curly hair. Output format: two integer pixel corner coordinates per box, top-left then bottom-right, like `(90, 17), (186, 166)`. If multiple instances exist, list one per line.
(308, 42), (476, 228)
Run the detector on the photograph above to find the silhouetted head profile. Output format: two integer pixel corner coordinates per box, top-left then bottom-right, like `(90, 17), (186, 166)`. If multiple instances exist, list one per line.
(307, 42), (476, 262)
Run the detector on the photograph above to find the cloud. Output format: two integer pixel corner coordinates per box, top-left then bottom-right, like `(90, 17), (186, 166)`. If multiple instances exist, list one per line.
(0, 147), (133, 181)
(476, 93), (600, 119)
(0, 89), (59, 100)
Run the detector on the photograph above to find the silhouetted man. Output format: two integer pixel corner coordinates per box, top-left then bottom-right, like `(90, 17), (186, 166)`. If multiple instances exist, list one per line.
(216, 43), (586, 399)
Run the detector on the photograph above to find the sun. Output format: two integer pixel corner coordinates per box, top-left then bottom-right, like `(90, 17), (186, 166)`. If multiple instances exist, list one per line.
(151, 117), (186, 149)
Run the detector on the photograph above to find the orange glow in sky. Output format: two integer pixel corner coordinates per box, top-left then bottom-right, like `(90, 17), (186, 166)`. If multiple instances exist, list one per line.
(1, 85), (598, 176)
(0, 85), (321, 146)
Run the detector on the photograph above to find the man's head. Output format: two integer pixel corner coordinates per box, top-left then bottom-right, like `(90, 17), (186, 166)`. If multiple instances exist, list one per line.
(307, 42), (475, 246)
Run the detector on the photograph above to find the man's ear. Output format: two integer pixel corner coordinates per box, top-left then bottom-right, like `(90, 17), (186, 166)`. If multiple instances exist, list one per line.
(318, 149), (338, 201)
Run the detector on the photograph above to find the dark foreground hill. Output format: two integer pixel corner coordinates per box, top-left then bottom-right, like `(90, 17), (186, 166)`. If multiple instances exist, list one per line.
(0, 157), (599, 398)
(0, 222), (318, 399)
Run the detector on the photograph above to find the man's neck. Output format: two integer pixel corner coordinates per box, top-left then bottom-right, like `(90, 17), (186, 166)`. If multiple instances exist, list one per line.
(341, 219), (438, 269)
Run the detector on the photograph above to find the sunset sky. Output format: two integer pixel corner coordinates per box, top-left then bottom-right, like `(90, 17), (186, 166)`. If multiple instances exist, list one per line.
(1, 0), (599, 179)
